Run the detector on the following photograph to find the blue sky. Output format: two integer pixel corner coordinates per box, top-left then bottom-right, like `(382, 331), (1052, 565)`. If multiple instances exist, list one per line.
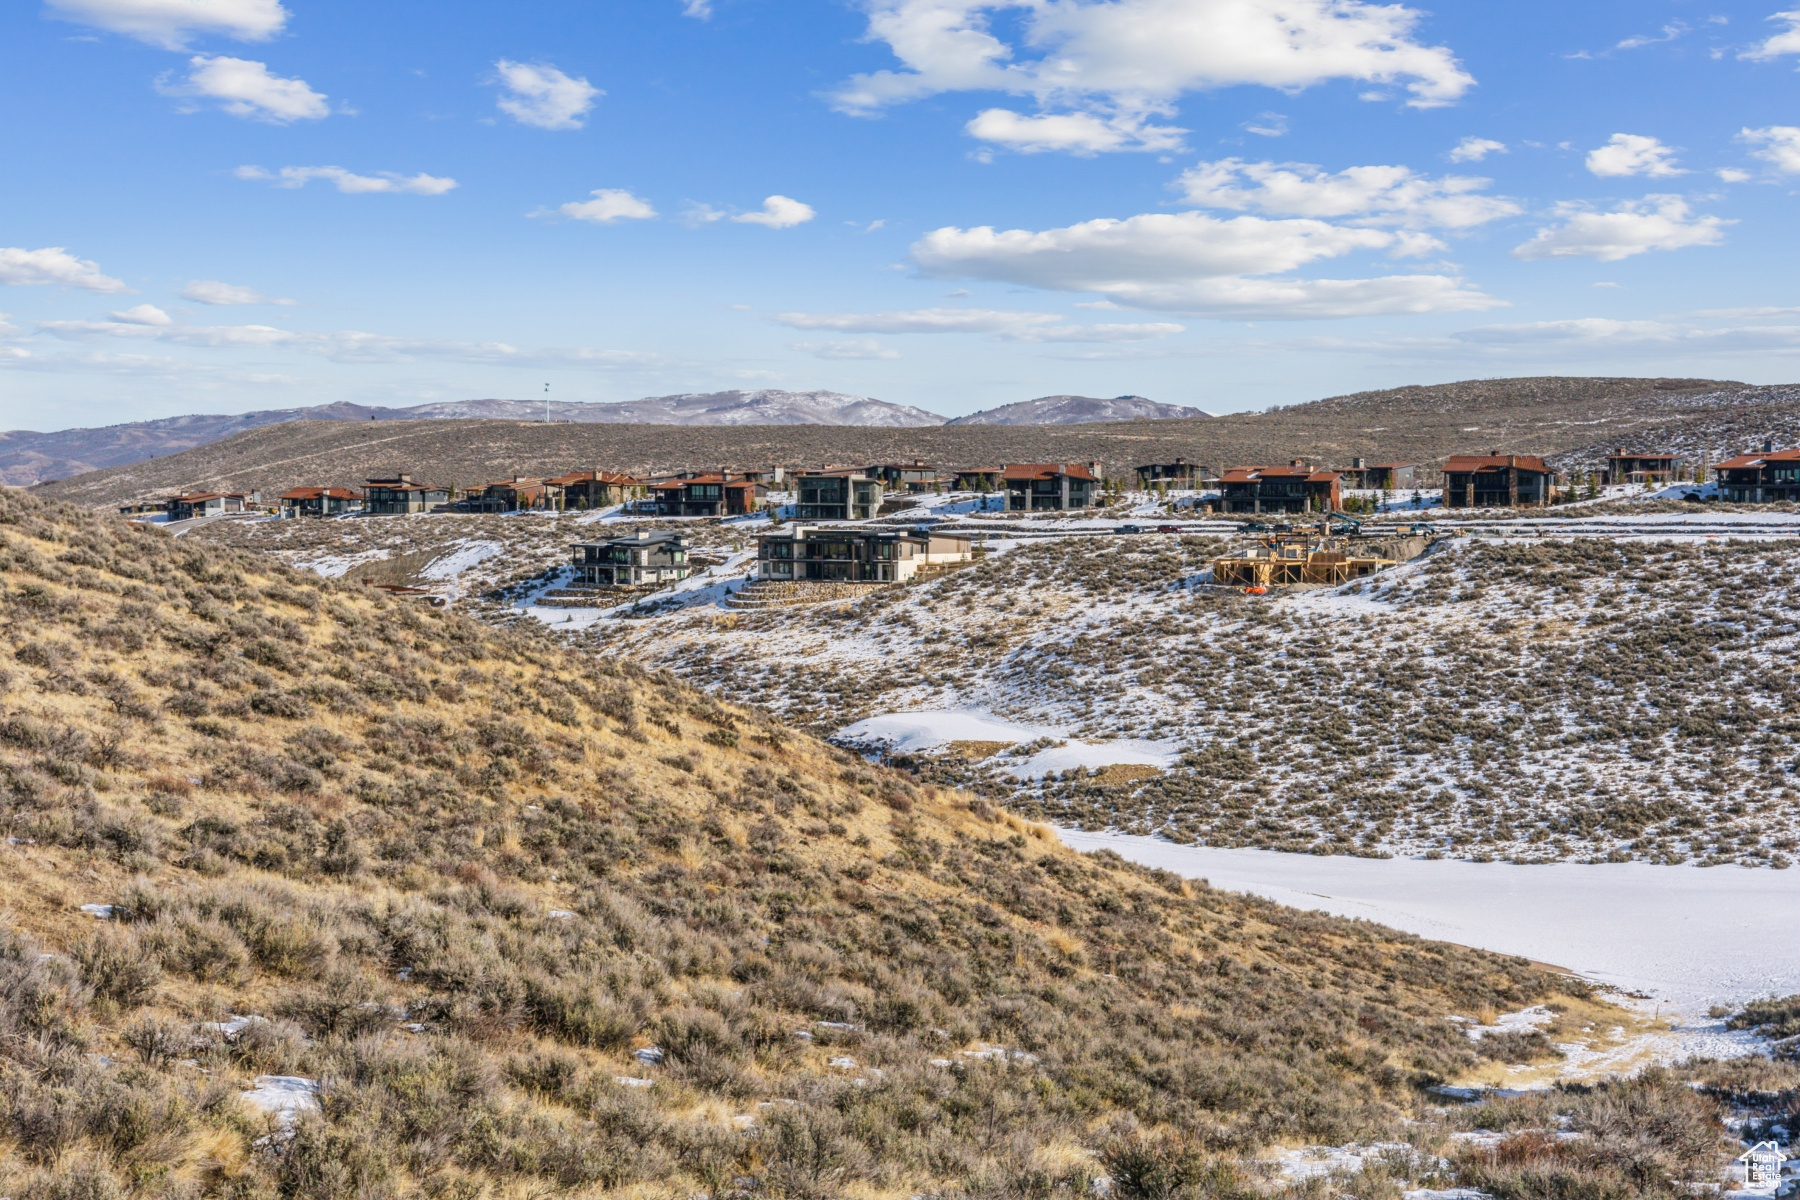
(3, 0), (1800, 428)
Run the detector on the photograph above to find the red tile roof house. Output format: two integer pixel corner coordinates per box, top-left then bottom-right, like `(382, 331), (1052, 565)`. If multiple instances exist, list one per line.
(1713, 444), (1800, 502)
(1217, 463), (1341, 515)
(1000, 463), (1103, 512)
(466, 477), (554, 513)
(651, 473), (767, 517)
(166, 492), (247, 520)
(544, 470), (648, 510)
(278, 486), (363, 517)
(1442, 454), (1556, 508)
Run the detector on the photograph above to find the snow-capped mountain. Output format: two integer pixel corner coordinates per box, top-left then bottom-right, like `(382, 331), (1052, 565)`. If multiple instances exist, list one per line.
(945, 395), (1214, 426)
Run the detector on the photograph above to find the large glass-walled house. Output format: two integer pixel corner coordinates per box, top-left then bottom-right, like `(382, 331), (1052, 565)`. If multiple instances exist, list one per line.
(757, 526), (973, 583)
(794, 471), (882, 520)
(569, 531), (692, 587)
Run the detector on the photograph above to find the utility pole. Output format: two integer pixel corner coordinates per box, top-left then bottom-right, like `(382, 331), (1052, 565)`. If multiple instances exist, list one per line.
(544, 382), (550, 423)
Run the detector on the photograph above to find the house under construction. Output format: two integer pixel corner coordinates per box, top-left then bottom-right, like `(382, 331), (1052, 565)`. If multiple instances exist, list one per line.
(1211, 526), (1429, 587)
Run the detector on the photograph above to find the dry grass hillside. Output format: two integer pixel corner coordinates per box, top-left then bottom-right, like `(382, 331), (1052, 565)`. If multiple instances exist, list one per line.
(33, 376), (1748, 510)
(0, 487), (1749, 1200)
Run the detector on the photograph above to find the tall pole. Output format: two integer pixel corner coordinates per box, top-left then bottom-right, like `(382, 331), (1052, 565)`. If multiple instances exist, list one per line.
(544, 382), (550, 423)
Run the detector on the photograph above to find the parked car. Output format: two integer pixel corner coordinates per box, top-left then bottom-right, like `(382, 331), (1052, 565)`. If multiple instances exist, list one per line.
(1156, 524), (1180, 533)
(1116, 524), (1142, 534)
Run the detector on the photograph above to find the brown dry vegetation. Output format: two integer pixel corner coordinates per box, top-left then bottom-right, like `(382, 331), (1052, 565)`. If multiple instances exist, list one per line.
(34, 377), (1746, 510)
(0, 487), (1746, 1199)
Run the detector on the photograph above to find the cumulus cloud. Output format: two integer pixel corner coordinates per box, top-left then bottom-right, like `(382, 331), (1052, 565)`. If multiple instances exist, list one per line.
(159, 56), (329, 123)
(0, 246), (129, 293)
(235, 166), (458, 195)
(1176, 159), (1519, 228)
(830, 0), (1473, 158)
(732, 195), (815, 228)
(681, 0), (713, 17)
(556, 189), (657, 223)
(790, 339), (902, 359)
(181, 279), (293, 305)
(45, 0), (287, 49)
(1585, 133), (1685, 178)
(1742, 10), (1800, 59)
(908, 211), (1499, 318)
(109, 304), (171, 325)
(1448, 136), (1506, 162)
(1741, 125), (1800, 172)
(1511, 196), (1730, 262)
(965, 108), (1185, 154)
(492, 60), (601, 130)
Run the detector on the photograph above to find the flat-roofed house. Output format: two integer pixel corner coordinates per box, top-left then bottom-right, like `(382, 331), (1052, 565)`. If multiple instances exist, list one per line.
(364, 475), (451, 514)
(470, 477), (552, 513)
(868, 460), (950, 492)
(952, 467), (1003, 492)
(1442, 453), (1556, 508)
(1134, 458), (1211, 489)
(569, 530), (692, 587)
(1335, 459), (1419, 490)
(1001, 463), (1102, 511)
(546, 470), (647, 510)
(757, 525), (974, 583)
(795, 469), (882, 520)
(1714, 444), (1800, 502)
(279, 486), (363, 517)
(1605, 449), (1686, 485)
(1217, 462), (1341, 514)
(651, 473), (766, 517)
(167, 492), (247, 521)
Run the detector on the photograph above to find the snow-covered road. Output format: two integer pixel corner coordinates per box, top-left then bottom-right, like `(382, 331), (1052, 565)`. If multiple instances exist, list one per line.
(1057, 830), (1800, 1010)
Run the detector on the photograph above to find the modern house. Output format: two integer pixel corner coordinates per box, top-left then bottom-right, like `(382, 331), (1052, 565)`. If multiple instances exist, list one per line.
(278, 486), (363, 517)
(569, 530), (692, 587)
(1134, 459), (1211, 489)
(1441, 454), (1556, 508)
(166, 492), (247, 520)
(1605, 449), (1686, 485)
(794, 470), (883, 521)
(757, 526), (974, 583)
(1713, 444), (1800, 502)
(468, 477), (553, 513)
(952, 467), (1004, 492)
(1001, 463), (1102, 511)
(868, 461), (950, 492)
(1335, 460), (1420, 490)
(364, 475), (451, 515)
(546, 470), (648, 510)
(1216, 463), (1342, 514)
(651, 473), (766, 517)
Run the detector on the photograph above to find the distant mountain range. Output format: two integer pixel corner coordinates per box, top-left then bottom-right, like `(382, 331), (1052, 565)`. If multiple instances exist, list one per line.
(946, 395), (1215, 426)
(0, 389), (1208, 485)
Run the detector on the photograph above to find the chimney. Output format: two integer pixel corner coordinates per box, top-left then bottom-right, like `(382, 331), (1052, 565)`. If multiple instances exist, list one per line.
(1291, 458), (1304, 468)
(1352, 457), (1365, 470)
(1765, 438), (1775, 454)
(637, 530), (650, 540)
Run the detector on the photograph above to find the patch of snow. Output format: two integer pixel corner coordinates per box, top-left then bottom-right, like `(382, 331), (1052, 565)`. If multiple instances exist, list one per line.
(299, 549), (388, 578)
(241, 1075), (319, 1122)
(634, 1046), (665, 1065)
(836, 709), (1057, 753)
(420, 540), (502, 581)
(1271, 1142), (1415, 1181)
(202, 1015), (263, 1039)
(1057, 830), (1800, 1016)
(1009, 738), (1180, 780)
(613, 1075), (654, 1088)
(78, 904), (115, 919)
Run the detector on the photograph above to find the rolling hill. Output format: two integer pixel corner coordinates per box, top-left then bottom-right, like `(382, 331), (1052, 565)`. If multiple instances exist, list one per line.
(945, 394), (1216, 425)
(30, 375), (1773, 509)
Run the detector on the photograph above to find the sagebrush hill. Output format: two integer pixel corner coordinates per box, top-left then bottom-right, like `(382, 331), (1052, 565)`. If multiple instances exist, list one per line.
(0, 487), (1703, 1199)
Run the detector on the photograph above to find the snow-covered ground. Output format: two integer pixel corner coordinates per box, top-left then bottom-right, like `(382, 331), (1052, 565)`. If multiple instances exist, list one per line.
(1058, 830), (1800, 1010)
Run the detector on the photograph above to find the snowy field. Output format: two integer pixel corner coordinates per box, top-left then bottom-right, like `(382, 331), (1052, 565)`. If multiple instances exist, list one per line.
(1060, 829), (1800, 1009)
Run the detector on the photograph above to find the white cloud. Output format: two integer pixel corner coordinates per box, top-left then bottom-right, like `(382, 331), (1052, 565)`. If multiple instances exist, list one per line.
(236, 166), (459, 195)
(965, 108), (1185, 154)
(1585, 133), (1685, 178)
(492, 60), (601, 130)
(1742, 10), (1800, 59)
(556, 189), (657, 223)
(681, 0), (712, 17)
(1617, 22), (1687, 50)
(773, 307), (1060, 334)
(1177, 158), (1520, 228)
(909, 211), (1499, 317)
(829, 0), (1474, 158)
(1511, 196), (1730, 262)
(160, 56), (328, 123)
(109, 304), (171, 325)
(45, 0), (287, 49)
(1243, 112), (1287, 137)
(34, 317), (659, 368)
(1448, 136), (1506, 162)
(732, 195), (815, 228)
(1741, 125), (1800, 172)
(0, 246), (129, 293)
(181, 279), (293, 305)
(790, 339), (901, 359)
(1717, 167), (1753, 182)
(1003, 321), (1186, 342)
